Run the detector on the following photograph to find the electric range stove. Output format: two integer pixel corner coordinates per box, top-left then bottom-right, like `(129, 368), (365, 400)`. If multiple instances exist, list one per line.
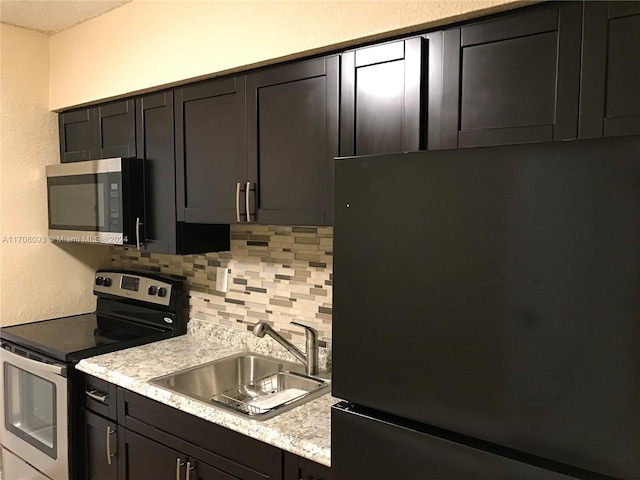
(0, 269), (187, 480)
(1, 271), (187, 362)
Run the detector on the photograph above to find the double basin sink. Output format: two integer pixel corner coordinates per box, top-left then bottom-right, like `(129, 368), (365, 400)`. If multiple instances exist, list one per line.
(150, 352), (331, 420)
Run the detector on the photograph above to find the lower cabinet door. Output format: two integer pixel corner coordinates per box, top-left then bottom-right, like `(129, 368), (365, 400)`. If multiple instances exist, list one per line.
(121, 428), (239, 480)
(121, 429), (178, 480)
(85, 410), (118, 480)
(284, 451), (331, 480)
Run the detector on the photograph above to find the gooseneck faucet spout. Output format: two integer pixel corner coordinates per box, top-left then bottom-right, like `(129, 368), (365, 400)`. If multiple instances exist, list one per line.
(252, 321), (319, 376)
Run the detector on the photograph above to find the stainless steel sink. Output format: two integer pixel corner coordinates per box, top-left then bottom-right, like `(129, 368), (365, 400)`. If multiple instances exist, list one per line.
(150, 352), (330, 420)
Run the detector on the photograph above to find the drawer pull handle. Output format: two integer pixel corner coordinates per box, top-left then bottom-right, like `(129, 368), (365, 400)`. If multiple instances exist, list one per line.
(86, 389), (109, 403)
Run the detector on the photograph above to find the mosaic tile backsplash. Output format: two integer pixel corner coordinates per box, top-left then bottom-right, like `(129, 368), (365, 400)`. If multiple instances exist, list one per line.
(111, 225), (333, 348)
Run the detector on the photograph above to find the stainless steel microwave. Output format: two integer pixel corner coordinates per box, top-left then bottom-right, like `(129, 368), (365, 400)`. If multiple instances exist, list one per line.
(46, 158), (145, 247)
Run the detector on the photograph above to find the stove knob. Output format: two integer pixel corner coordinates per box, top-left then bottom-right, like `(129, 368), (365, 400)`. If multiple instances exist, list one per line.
(95, 276), (104, 286)
(148, 286), (157, 296)
(158, 287), (167, 298)
(103, 278), (112, 287)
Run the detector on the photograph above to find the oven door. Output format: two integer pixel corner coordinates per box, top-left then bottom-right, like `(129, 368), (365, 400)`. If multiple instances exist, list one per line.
(0, 346), (68, 480)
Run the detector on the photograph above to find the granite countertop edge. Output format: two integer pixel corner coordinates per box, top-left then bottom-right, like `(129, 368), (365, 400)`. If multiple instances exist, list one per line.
(76, 320), (336, 468)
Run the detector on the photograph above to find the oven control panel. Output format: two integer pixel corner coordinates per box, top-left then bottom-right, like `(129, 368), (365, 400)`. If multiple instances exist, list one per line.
(94, 271), (178, 307)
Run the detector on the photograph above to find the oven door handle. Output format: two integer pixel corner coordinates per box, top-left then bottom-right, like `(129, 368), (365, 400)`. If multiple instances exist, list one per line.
(1, 346), (66, 377)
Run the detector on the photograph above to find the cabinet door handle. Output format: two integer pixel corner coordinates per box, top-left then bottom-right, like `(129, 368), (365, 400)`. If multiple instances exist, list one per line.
(175, 458), (185, 480)
(186, 461), (195, 480)
(245, 181), (252, 223)
(106, 426), (116, 465)
(235, 182), (241, 223)
(135, 217), (141, 250)
(86, 389), (109, 403)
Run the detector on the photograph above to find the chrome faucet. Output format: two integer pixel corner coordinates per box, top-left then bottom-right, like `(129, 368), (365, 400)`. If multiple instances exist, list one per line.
(252, 321), (319, 376)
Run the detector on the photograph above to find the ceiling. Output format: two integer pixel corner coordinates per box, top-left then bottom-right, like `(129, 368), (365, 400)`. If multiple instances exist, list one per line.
(0, 0), (131, 35)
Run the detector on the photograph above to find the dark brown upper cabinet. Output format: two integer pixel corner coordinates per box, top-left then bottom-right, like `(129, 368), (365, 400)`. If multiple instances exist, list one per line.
(580, 1), (640, 138)
(59, 99), (137, 162)
(428, 2), (583, 149)
(96, 100), (137, 158)
(140, 90), (230, 254)
(340, 37), (424, 156)
(175, 76), (248, 224)
(137, 91), (177, 253)
(247, 56), (339, 226)
(58, 108), (94, 162)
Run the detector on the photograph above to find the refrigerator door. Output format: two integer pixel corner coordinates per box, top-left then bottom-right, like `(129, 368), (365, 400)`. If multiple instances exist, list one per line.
(333, 136), (640, 479)
(331, 404), (581, 480)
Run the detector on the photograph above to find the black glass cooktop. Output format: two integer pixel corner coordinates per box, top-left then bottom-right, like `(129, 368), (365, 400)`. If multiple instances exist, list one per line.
(0, 313), (170, 363)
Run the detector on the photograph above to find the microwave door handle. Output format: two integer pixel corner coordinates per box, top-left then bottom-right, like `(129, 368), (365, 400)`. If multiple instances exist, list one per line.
(1, 347), (66, 377)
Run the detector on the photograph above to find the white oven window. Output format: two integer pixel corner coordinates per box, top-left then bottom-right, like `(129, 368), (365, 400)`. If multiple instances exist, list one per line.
(4, 363), (57, 458)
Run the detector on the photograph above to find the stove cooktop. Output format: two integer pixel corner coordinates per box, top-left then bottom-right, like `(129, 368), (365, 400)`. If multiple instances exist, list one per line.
(0, 270), (187, 363)
(0, 313), (172, 363)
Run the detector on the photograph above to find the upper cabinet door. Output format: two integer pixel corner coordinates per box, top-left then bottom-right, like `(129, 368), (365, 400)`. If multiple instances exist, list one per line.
(59, 108), (95, 162)
(96, 99), (137, 158)
(59, 100), (137, 162)
(175, 76), (248, 224)
(247, 56), (339, 226)
(430, 2), (583, 149)
(136, 91), (177, 254)
(580, 1), (640, 138)
(340, 37), (424, 156)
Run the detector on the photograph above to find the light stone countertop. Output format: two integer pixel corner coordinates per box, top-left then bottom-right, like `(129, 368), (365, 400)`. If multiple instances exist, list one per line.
(76, 320), (336, 467)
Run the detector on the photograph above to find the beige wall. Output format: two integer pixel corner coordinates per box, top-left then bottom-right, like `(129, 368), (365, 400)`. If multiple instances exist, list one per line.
(49, 0), (524, 110)
(0, 24), (110, 327)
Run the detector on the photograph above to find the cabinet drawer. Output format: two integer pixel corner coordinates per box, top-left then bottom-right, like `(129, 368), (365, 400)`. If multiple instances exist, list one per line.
(117, 388), (282, 480)
(83, 374), (118, 420)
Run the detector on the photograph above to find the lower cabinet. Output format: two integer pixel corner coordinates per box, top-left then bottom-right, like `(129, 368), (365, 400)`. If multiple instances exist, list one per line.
(78, 374), (329, 480)
(284, 452), (331, 480)
(116, 388), (282, 480)
(121, 429), (238, 480)
(84, 411), (118, 480)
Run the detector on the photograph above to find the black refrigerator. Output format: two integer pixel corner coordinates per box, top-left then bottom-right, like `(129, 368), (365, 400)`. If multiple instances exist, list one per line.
(331, 136), (640, 480)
